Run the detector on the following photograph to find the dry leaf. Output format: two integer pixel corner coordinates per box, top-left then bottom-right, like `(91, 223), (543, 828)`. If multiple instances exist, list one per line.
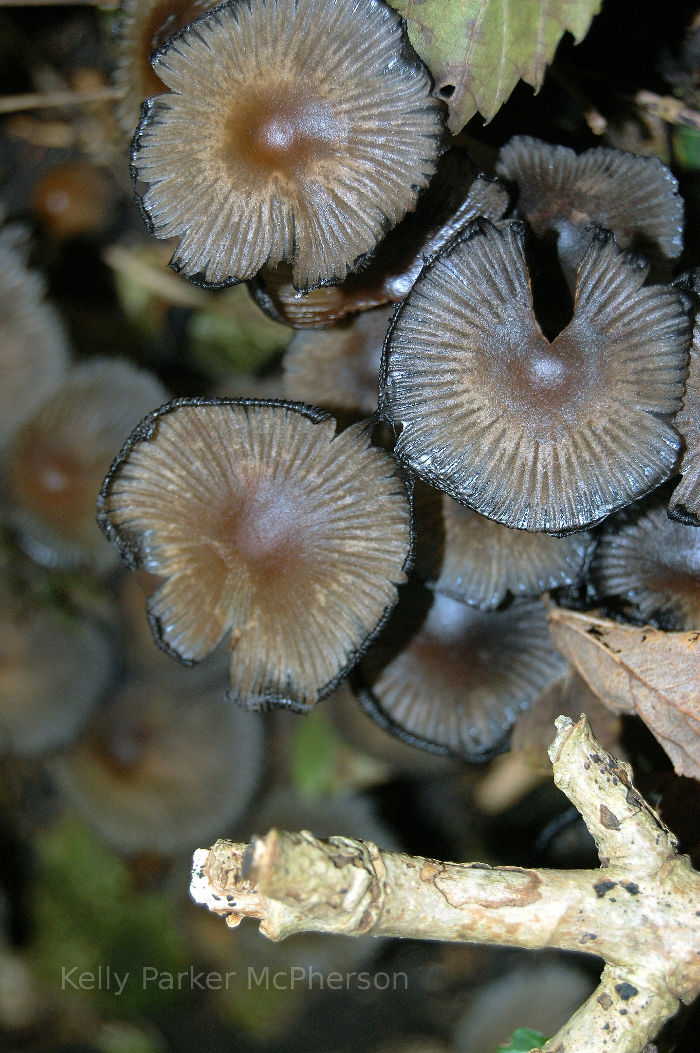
(548, 606), (700, 779)
(512, 665), (624, 773)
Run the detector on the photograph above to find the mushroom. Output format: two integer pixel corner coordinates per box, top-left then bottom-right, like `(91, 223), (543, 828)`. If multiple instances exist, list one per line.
(0, 578), (114, 757)
(495, 136), (683, 290)
(131, 0), (444, 289)
(282, 304), (394, 416)
(380, 220), (689, 533)
(0, 223), (69, 448)
(113, 0), (221, 136)
(252, 149), (508, 327)
(49, 658), (264, 855)
(412, 480), (595, 608)
(4, 358), (167, 573)
(590, 497), (700, 630)
(97, 399), (412, 711)
(356, 585), (567, 760)
(669, 317), (700, 525)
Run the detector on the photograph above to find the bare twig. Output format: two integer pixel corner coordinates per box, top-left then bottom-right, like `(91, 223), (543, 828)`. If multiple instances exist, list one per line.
(0, 87), (122, 115)
(191, 717), (700, 1053)
(635, 90), (700, 132)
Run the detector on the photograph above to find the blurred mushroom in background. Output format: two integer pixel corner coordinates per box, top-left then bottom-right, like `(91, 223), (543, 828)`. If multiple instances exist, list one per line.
(49, 650), (263, 857)
(4, 358), (167, 574)
(0, 223), (69, 449)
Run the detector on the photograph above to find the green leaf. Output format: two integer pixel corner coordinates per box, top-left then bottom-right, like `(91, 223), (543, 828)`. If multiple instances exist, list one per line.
(496, 1027), (548, 1052)
(390, 0), (603, 132)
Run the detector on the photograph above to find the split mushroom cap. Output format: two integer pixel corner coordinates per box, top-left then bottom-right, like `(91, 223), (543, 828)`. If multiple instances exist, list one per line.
(670, 318), (700, 524)
(380, 220), (689, 533)
(412, 482), (595, 608)
(282, 304), (393, 415)
(50, 666), (264, 855)
(131, 0), (444, 290)
(0, 582), (114, 757)
(98, 399), (412, 711)
(252, 150), (508, 327)
(591, 500), (700, 630)
(357, 586), (567, 760)
(113, 0), (220, 136)
(495, 136), (683, 286)
(5, 359), (167, 573)
(0, 225), (69, 447)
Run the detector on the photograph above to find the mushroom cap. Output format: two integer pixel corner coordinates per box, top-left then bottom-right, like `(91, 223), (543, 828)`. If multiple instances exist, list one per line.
(670, 318), (700, 524)
(4, 358), (167, 572)
(591, 499), (700, 629)
(282, 304), (393, 415)
(495, 136), (684, 284)
(98, 399), (412, 711)
(0, 583), (114, 756)
(380, 220), (689, 532)
(113, 0), (221, 136)
(131, 0), (444, 290)
(252, 150), (508, 327)
(50, 666), (264, 855)
(357, 586), (567, 760)
(412, 482), (595, 608)
(0, 225), (69, 447)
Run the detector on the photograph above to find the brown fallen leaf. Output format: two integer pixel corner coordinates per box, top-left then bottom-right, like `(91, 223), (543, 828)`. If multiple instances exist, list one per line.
(512, 665), (625, 773)
(548, 606), (700, 779)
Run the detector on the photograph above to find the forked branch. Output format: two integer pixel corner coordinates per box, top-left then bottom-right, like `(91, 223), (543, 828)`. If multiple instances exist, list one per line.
(191, 716), (700, 1053)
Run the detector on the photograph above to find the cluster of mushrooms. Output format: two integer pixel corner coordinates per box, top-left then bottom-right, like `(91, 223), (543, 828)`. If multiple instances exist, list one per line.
(1, 0), (698, 805)
(92, 0), (700, 766)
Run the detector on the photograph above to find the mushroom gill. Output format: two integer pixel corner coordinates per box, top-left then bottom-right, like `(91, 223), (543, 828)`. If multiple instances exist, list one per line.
(357, 586), (567, 760)
(131, 0), (444, 289)
(98, 399), (412, 711)
(495, 136), (683, 288)
(380, 220), (689, 533)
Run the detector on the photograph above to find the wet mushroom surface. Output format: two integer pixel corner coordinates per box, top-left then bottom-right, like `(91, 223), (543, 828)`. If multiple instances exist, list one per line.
(380, 220), (690, 533)
(131, 0), (444, 289)
(98, 398), (412, 711)
(356, 585), (567, 760)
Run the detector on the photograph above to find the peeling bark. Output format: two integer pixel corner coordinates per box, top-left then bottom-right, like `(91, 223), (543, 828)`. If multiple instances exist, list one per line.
(191, 717), (700, 1053)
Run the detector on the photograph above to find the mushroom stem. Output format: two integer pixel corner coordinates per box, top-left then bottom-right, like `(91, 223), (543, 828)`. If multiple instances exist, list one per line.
(191, 716), (700, 1053)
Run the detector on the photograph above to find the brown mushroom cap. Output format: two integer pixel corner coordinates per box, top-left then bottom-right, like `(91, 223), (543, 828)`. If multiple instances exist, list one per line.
(113, 0), (220, 136)
(591, 499), (700, 630)
(282, 304), (393, 415)
(131, 0), (443, 290)
(495, 136), (683, 287)
(252, 150), (508, 327)
(4, 359), (167, 572)
(380, 220), (689, 533)
(98, 399), (412, 711)
(412, 482), (595, 608)
(0, 225), (69, 447)
(0, 582), (114, 756)
(670, 317), (700, 525)
(357, 586), (567, 760)
(49, 666), (264, 855)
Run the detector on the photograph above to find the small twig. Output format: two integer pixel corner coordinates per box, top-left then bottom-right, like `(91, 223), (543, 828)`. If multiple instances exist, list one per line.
(0, 0), (117, 6)
(635, 90), (700, 132)
(192, 717), (700, 1053)
(0, 87), (122, 116)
